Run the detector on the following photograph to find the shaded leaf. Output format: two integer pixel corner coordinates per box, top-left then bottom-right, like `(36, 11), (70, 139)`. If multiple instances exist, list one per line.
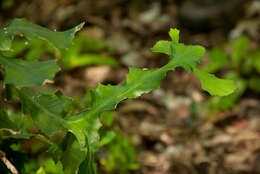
(0, 54), (59, 86)
(61, 36), (118, 69)
(0, 110), (35, 139)
(78, 148), (97, 174)
(60, 134), (88, 174)
(231, 35), (250, 67)
(65, 111), (102, 151)
(0, 18), (84, 51)
(248, 77), (260, 92)
(18, 88), (69, 135)
(202, 48), (228, 73)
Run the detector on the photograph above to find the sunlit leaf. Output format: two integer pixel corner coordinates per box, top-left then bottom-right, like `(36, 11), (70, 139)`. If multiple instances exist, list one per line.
(194, 68), (237, 96)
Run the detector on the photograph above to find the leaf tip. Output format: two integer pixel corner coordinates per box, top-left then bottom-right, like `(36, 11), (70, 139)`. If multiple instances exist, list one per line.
(169, 28), (179, 43)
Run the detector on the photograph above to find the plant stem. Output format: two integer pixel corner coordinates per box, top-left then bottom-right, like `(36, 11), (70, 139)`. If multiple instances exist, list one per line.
(0, 150), (19, 174)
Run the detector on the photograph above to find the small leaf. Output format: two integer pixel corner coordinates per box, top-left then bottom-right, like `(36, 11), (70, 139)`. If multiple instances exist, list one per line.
(169, 28), (179, 43)
(99, 130), (116, 147)
(194, 68), (237, 96)
(151, 40), (171, 55)
(207, 78), (247, 110)
(0, 18), (84, 51)
(152, 28), (205, 72)
(0, 54), (59, 86)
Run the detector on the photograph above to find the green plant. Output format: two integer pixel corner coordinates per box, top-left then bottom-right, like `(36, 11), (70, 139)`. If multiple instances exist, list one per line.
(0, 18), (236, 174)
(2, 34), (118, 69)
(203, 36), (260, 111)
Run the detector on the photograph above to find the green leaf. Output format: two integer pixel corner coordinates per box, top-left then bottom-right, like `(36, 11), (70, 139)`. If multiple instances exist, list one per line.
(231, 35), (250, 67)
(99, 130), (116, 147)
(18, 88), (69, 135)
(0, 18), (84, 51)
(207, 78), (247, 110)
(100, 111), (115, 127)
(61, 35), (118, 69)
(60, 134), (88, 174)
(78, 149), (97, 174)
(43, 158), (63, 174)
(152, 29), (205, 72)
(171, 44), (205, 72)
(65, 66), (169, 148)
(0, 110), (35, 139)
(151, 40), (171, 55)
(202, 48), (228, 73)
(0, 54), (59, 86)
(65, 111), (102, 151)
(100, 131), (139, 173)
(0, 110), (23, 131)
(169, 28), (179, 43)
(62, 53), (119, 69)
(251, 50), (260, 74)
(248, 77), (260, 92)
(194, 68), (237, 96)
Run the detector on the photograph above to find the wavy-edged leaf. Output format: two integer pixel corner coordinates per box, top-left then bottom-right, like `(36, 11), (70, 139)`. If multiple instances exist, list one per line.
(66, 28), (236, 149)
(65, 66), (168, 147)
(194, 68), (237, 96)
(152, 38), (205, 72)
(18, 88), (71, 135)
(0, 18), (84, 51)
(151, 40), (171, 55)
(0, 54), (59, 86)
(171, 44), (205, 72)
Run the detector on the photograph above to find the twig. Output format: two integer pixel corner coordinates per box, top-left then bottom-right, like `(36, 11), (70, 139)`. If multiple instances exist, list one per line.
(0, 150), (19, 174)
